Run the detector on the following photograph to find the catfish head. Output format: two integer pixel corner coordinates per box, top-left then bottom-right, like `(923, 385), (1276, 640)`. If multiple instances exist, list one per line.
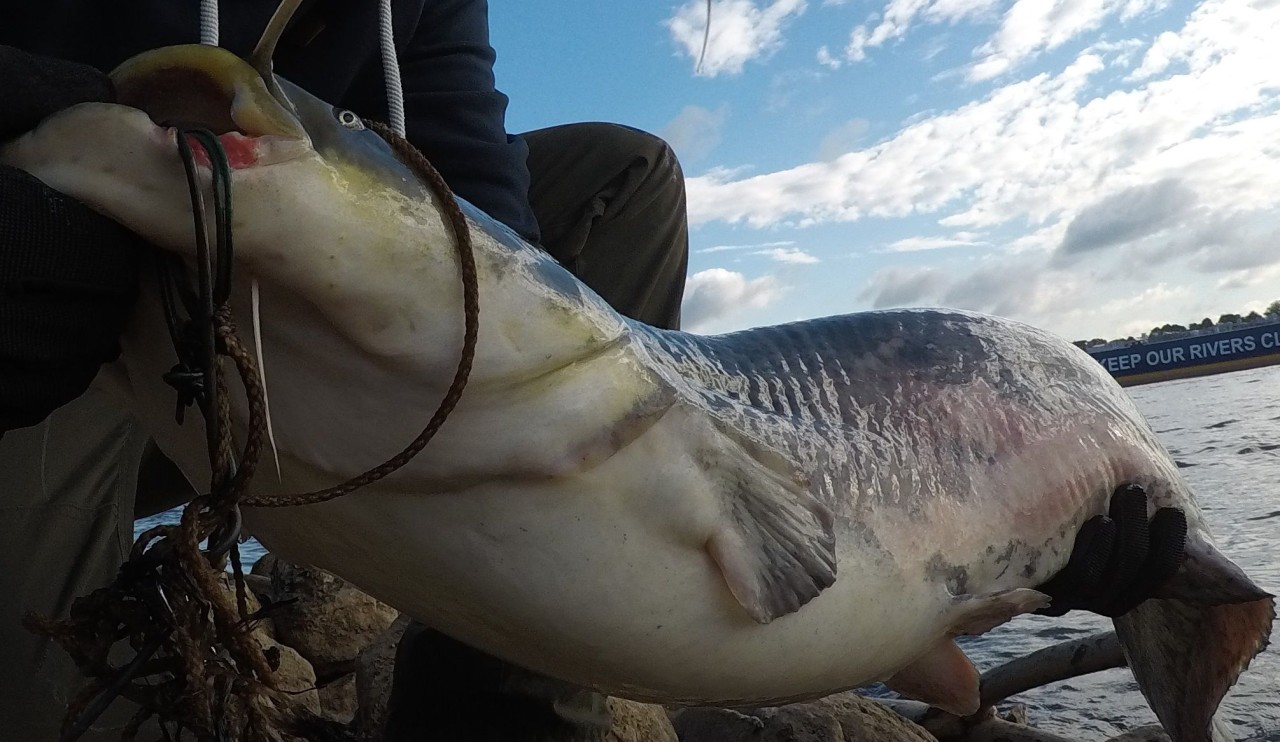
(0, 22), (633, 490)
(2, 36), (482, 350)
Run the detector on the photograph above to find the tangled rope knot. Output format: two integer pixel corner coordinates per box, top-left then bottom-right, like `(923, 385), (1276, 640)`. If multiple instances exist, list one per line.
(26, 122), (478, 742)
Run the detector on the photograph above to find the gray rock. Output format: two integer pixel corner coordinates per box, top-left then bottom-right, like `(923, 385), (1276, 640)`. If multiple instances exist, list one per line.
(605, 697), (678, 742)
(354, 613), (411, 742)
(217, 572), (264, 615)
(672, 707), (772, 741)
(217, 572), (277, 639)
(250, 552), (279, 578)
(672, 693), (935, 742)
(346, 616), (674, 741)
(264, 558), (399, 672)
(810, 693), (936, 741)
(250, 630), (321, 715)
(760, 706), (845, 741)
(672, 705), (843, 741)
(319, 671), (359, 725)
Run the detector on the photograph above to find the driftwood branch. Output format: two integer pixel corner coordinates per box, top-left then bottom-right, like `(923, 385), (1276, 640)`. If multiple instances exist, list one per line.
(962, 716), (1078, 742)
(876, 701), (1077, 741)
(877, 631), (1130, 741)
(979, 631), (1126, 708)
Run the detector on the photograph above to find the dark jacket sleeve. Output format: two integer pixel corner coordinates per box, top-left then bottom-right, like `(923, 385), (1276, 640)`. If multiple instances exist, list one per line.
(3, 2), (542, 244)
(391, 0), (541, 244)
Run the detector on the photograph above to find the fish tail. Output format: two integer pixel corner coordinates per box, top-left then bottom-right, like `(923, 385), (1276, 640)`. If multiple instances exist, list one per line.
(1114, 534), (1274, 742)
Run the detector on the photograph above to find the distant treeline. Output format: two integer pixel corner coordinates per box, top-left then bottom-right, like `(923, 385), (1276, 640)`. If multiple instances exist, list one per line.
(1073, 299), (1280, 350)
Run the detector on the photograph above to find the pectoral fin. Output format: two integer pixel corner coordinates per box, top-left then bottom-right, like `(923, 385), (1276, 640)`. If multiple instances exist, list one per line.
(702, 429), (836, 625)
(885, 639), (980, 716)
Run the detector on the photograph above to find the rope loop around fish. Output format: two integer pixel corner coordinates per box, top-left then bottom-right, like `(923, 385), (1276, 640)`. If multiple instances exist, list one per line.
(30, 128), (286, 742)
(240, 119), (480, 508)
(29, 122), (480, 742)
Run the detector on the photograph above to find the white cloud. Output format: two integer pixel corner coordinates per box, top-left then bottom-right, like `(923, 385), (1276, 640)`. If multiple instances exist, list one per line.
(1085, 37), (1146, 69)
(816, 118), (870, 161)
(969, 0), (1168, 81)
(689, 51), (1108, 228)
(682, 268), (785, 331)
(857, 202), (1280, 337)
(883, 234), (985, 252)
(859, 265), (950, 307)
(662, 104), (731, 162)
(699, 240), (797, 254)
(816, 45), (842, 69)
(669, 0), (1280, 340)
(839, 0), (1168, 78)
(686, 0), (1280, 254)
(1129, 29), (1179, 79)
(846, 0), (1002, 62)
(667, 0), (808, 77)
(860, 256), (1096, 328)
(1082, 283), (1195, 338)
(1130, 0), (1256, 81)
(1214, 254), (1280, 291)
(1056, 178), (1197, 259)
(756, 247), (821, 263)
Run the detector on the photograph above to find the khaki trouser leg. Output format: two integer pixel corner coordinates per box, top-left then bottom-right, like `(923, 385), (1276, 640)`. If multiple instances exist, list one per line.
(0, 386), (148, 741)
(524, 122), (689, 331)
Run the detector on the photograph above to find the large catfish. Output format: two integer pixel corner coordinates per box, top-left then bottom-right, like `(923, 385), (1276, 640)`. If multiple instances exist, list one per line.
(2, 41), (1272, 741)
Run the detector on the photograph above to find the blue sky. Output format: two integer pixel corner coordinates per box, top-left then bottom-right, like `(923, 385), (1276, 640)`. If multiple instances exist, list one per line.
(489, 1), (1280, 342)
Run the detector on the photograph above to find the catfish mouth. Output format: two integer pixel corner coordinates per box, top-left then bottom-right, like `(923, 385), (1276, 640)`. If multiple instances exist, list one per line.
(110, 45), (311, 169)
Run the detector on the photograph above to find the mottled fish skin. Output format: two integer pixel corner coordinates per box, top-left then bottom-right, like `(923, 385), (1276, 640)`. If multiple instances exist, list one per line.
(627, 312), (1273, 741)
(633, 310), (1178, 588)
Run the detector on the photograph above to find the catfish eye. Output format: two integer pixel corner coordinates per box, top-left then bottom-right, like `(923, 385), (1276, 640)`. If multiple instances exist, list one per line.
(335, 108), (365, 130)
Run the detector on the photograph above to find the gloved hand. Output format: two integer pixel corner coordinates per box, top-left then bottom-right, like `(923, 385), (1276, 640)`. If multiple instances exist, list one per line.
(1, 45), (146, 433)
(1035, 483), (1188, 617)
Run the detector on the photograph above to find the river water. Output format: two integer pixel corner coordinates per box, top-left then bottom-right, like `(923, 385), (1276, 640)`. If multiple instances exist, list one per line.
(136, 365), (1280, 739)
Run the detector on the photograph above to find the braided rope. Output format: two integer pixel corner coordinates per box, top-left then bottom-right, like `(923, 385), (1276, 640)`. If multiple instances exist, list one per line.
(29, 123), (478, 741)
(242, 120), (478, 507)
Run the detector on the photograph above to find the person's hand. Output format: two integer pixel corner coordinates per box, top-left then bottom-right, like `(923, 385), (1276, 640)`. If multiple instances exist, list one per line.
(1035, 484), (1188, 618)
(1, 46), (146, 433)
(0, 45), (117, 140)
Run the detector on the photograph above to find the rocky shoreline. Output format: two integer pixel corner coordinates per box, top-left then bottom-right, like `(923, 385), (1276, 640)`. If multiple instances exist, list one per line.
(244, 554), (1171, 742)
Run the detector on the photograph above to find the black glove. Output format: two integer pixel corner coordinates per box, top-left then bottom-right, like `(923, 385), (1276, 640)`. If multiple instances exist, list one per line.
(1035, 483), (1188, 617)
(1, 46), (146, 433)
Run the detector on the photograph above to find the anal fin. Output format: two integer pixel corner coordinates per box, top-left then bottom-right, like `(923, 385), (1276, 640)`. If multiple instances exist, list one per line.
(885, 639), (981, 716)
(884, 589), (1050, 716)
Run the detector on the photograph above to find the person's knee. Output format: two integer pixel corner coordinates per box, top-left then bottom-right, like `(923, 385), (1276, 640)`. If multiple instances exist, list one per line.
(613, 124), (684, 184)
(650, 134), (685, 195)
(567, 123), (684, 186)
